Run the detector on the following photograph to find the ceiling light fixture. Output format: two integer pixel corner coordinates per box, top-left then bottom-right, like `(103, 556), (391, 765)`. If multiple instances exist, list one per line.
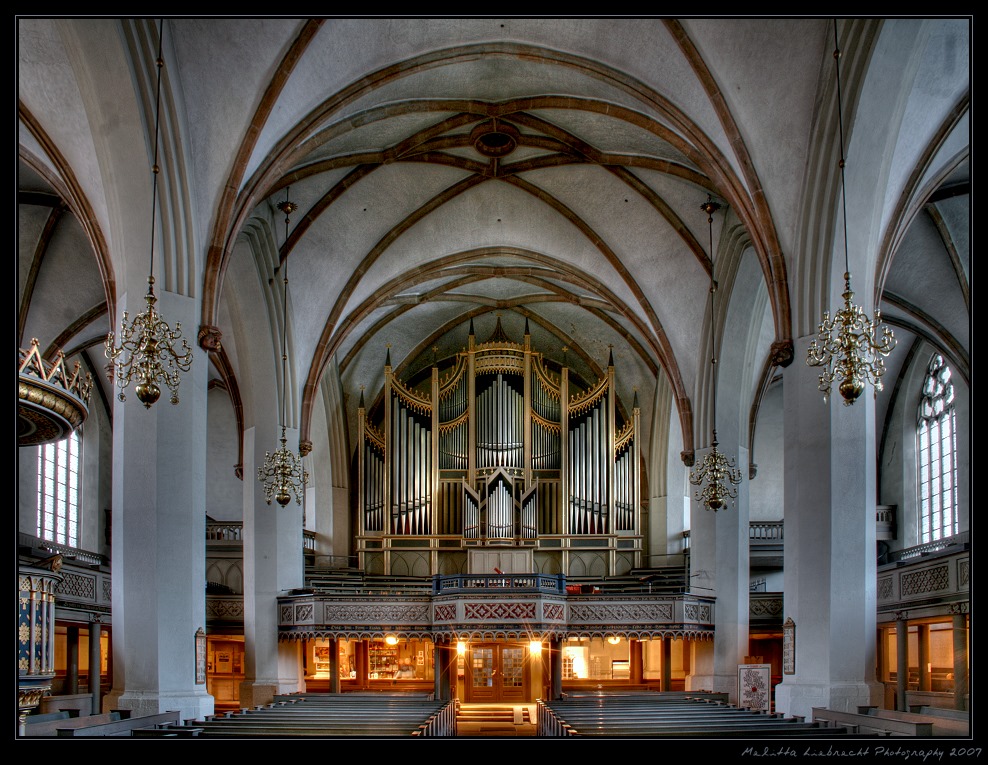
(806, 19), (896, 405)
(688, 197), (743, 511)
(105, 19), (193, 409)
(257, 189), (309, 506)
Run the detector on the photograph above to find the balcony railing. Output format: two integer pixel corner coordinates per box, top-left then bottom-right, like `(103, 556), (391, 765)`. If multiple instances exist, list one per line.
(205, 521), (316, 551)
(887, 532), (968, 563)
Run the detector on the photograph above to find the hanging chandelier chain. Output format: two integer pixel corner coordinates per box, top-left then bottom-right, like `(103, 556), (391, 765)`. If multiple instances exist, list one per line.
(804, 18), (897, 406)
(258, 187), (308, 506)
(280, 188), (293, 434)
(148, 18), (164, 287)
(702, 197), (720, 433)
(103, 18), (193, 409)
(689, 196), (742, 511)
(833, 20), (851, 280)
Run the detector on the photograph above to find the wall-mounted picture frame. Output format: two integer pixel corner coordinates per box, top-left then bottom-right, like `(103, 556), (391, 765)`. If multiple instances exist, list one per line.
(738, 663), (771, 711)
(195, 628), (207, 684)
(783, 617), (796, 675)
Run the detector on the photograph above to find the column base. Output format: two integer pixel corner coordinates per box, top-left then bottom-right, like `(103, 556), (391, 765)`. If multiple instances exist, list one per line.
(686, 673), (742, 703)
(774, 680), (882, 721)
(239, 681), (277, 708)
(103, 687), (215, 722)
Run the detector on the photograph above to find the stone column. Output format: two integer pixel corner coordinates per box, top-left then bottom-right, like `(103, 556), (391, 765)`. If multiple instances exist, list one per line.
(104, 289), (213, 721)
(917, 624), (930, 691)
(550, 638), (562, 700)
(89, 622), (102, 715)
(433, 642), (443, 700)
(952, 611), (968, 710)
(685, 448), (749, 702)
(329, 638), (340, 693)
(66, 625), (80, 695)
(630, 639), (643, 684)
(661, 637), (672, 691)
(773, 335), (882, 719)
(355, 640), (368, 689)
(896, 617), (909, 711)
(240, 424), (304, 707)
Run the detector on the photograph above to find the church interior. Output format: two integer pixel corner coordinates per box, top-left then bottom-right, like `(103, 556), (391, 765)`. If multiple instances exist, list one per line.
(17, 16), (970, 738)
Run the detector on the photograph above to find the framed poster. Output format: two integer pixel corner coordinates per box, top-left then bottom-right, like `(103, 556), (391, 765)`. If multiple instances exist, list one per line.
(738, 663), (771, 711)
(783, 617), (795, 674)
(195, 628), (207, 684)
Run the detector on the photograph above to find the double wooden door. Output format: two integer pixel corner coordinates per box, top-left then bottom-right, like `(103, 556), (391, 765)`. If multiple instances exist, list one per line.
(465, 643), (529, 702)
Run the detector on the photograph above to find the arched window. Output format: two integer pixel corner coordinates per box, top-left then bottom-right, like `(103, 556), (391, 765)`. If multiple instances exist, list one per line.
(37, 429), (81, 547)
(917, 354), (957, 543)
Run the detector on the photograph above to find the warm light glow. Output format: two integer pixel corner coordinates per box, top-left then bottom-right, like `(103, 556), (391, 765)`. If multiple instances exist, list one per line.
(607, 636), (621, 645)
(529, 640), (543, 655)
(385, 635), (398, 646)
(456, 641), (467, 655)
(563, 645), (588, 679)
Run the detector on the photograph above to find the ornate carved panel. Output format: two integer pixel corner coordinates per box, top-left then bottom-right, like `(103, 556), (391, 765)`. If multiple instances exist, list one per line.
(464, 602), (536, 620)
(569, 602), (674, 623)
(900, 565), (949, 596)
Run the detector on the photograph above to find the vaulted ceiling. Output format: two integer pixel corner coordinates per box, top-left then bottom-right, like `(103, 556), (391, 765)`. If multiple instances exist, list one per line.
(18, 18), (970, 461)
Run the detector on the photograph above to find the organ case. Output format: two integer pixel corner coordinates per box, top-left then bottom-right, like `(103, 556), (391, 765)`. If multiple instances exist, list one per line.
(356, 319), (640, 571)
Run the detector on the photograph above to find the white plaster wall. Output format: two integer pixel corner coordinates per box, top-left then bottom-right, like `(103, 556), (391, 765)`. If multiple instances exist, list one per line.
(206, 387), (243, 521)
(79, 402), (108, 553)
(18, 445), (39, 537)
(749, 381), (784, 522)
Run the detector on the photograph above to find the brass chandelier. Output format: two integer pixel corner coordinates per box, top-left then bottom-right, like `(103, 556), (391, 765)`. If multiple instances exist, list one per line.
(806, 19), (896, 405)
(257, 190), (309, 506)
(105, 19), (193, 409)
(688, 197), (743, 511)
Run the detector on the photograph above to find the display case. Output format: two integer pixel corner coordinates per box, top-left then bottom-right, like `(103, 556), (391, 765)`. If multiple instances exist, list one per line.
(313, 645), (330, 678)
(369, 645), (398, 678)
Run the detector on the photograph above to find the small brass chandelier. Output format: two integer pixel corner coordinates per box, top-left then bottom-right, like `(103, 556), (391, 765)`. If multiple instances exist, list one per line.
(105, 19), (193, 409)
(689, 197), (743, 511)
(257, 189), (309, 506)
(806, 19), (896, 405)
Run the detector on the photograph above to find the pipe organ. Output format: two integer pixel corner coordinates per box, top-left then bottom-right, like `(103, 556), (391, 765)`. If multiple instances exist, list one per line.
(357, 318), (640, 569)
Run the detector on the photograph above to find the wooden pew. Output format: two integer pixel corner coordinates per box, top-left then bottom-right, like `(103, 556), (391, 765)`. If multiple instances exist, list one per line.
(22, 711), (121, 737)
(55, 710), (183, 737)
(538, 693), (853, 738)
(193, 697), (455, 738)
(812, 707), (933, 736)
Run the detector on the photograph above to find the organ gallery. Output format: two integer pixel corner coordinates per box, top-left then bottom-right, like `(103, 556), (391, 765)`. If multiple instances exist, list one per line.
(358, 318), (640, 576)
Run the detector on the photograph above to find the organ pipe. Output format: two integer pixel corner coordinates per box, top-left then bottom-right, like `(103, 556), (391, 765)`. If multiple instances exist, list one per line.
(359, 321), (637, 553)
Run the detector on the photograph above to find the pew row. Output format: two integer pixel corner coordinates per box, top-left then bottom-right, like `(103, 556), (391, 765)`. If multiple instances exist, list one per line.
(538, 693), (853, 738)
(52, 711), (183, 737)
(812, 707), (934, 736)
(183, 695), (457, 737)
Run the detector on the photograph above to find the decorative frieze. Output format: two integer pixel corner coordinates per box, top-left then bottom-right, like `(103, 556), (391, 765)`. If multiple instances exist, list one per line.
(543, 603), (565, 621)
(56, 571), (96, 600)
(278, 591), (714, 638)
(900, 564), (949, 596)
(323, 603), (430, 624)
(464, 602), (535, 620)
(569, 601), (674, 623)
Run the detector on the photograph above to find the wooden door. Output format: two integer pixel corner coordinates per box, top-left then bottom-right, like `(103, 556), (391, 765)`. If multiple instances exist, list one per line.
(466, 643), (529, 702)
